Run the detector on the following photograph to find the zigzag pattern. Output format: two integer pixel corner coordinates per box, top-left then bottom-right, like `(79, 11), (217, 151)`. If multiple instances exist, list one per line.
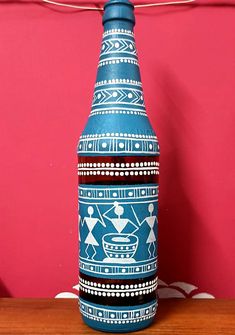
(100, 39), (136, 57)
(92, 88), (144, 107)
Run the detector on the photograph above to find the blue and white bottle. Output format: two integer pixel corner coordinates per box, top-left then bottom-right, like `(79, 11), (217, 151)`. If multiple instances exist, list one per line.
(77, 0), (160, 332)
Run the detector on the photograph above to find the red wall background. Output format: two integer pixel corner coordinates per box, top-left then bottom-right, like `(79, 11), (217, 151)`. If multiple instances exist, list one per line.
(0, 0), (235, 298)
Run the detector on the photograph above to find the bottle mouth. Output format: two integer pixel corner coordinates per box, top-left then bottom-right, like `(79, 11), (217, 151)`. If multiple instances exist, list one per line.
(104, 0), (134, 9)
(103, 0), (135, 25)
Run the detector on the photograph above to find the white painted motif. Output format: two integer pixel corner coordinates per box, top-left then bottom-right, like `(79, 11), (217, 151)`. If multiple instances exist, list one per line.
(78, 136), (159, 155)
(79, 257), (157, 276)
(100, 39), (136, 57)
(103, 29), (134, 38)
(144, 204), (157, 258)
(77, 161), (159, 177)
(101, 203), (139, 263)
(82, 202), (156, 263)
(78, 170), (159, 176)
(79, 299), (157, 324)
(81, 206), (106, 259)
(78, 161), (159, 168)
(79, 185), (158, 201)
(79, 277), (158, 297)
(90, 107), (146, 116)
(95, 79), (142, 88)
(98, 57), (138, 67)
(79, 133), (157, 139)
(55, 279), (215, 299)
(89, 110), (147, 117)
(92, 88), (144, 107)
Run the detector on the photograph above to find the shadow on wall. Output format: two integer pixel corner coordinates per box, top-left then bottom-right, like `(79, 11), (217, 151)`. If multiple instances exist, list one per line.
(0, 278), (12, 297)
(153, 68), (204, 285)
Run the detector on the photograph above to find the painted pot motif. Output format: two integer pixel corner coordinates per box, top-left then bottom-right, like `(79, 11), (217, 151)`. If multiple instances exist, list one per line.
(77, 0), (160, 332)
(102, 233), (138, 262)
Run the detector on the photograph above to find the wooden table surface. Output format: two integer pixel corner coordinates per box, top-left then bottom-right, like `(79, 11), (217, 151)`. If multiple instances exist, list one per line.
(0, 299), (234, 334)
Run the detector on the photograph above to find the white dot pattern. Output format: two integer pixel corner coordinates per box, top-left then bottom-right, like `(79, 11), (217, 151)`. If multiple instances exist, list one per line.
(89, 110), (147, 117)
(103, 29), (134, 37)
(78, 161), (159, 176)
(80, 133), (157, 139)
(95, 79), (142, 87)
(79, 277), (158, 297)
(99, 58), (138, 67)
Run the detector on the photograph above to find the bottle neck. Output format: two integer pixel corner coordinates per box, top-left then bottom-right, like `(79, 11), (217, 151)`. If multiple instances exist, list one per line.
(78, 0), (158, 156)
(95, 19), (140, 84)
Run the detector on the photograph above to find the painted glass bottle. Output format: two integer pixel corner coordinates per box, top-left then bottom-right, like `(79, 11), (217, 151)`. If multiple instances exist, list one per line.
(77, 0), (160, 332)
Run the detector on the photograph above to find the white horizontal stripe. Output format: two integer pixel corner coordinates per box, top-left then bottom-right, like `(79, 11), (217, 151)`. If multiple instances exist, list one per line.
(80, 136), (157, 142)
(94, 87), (142, 94)
(79, 167), (159, 171)
(80, 257), (157, 263)
(79, 200), (158, 206)
(92, 102), (143, 107)
(91, 107), (146, 113)
(79, 151), (158, 155)
(99, 56), (136, 63)
(103, 32), (134, 38)
(79, 185), (158, 191)
(95, 81), (142, 88)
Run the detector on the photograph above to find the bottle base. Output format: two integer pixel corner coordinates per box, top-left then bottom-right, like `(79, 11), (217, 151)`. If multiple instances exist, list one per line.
(79, 298), (157, 333)
(82, 315), (155, 333)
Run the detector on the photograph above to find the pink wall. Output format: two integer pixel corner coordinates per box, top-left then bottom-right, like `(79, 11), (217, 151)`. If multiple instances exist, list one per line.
(0, 1), (234, 298)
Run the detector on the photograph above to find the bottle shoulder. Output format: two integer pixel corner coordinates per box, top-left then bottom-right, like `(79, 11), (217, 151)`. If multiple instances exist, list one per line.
(77, 114), (159, 156)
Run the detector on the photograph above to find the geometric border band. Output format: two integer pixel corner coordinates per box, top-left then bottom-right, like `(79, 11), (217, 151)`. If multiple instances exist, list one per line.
(79, 298), (157, 324)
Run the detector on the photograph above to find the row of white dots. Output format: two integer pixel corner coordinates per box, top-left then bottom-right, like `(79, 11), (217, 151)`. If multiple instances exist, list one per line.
(95, 79), (142, 87)
(103, 29), (134, 36)
(78, 162), (159, 168)
(99, 59), (138, 67)
(79, 189), (158, 198)
(79, 278), (157, 288)
(78, 170), (159, 176)
(82, 313), (153, 324)
(90, 110), (146, 117)
(80, 286), (156, 297)
(80, 133), (157, 139)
